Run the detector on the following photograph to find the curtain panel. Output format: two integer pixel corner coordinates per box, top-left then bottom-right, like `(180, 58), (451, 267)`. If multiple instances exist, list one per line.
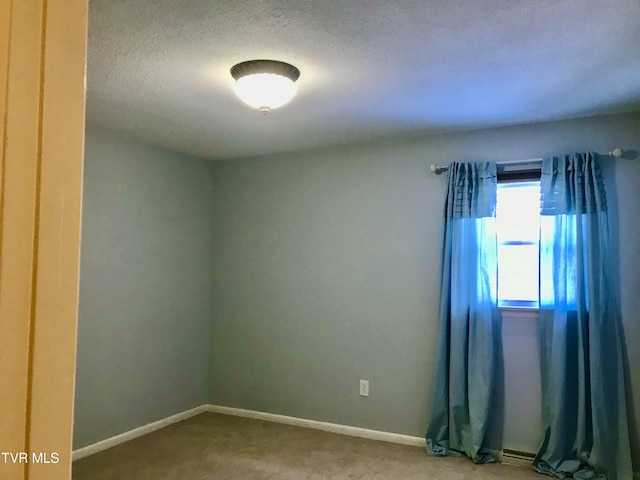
(534, 152), (632, 480)
(426, 162), (502, 463)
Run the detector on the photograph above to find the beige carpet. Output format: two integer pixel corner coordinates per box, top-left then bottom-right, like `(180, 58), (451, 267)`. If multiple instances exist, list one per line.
(72, 413), (542, 479)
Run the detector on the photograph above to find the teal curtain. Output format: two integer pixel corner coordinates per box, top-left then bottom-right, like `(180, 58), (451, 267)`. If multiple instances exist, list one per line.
(534, 153), (632, 479)
(426, 162), (502, 464)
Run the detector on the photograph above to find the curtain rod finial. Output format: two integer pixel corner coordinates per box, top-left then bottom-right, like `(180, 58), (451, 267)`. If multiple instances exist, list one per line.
(609, 148), (623, 158)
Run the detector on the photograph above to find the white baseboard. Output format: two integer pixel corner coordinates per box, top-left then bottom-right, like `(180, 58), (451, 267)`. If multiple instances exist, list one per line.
(72, 405), (208, 461)
(208, 404), (426, 448)
(72, 403), (425, 462)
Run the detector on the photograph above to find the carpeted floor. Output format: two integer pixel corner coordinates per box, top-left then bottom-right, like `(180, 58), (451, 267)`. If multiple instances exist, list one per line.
(72, 413), (543, 479)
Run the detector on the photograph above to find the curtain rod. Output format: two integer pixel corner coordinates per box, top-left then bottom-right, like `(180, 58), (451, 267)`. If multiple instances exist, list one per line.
(429, 148), (625, 175)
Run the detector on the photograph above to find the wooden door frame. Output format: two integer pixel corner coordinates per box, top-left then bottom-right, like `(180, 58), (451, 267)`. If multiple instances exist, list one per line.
(0, 1), (88, 479)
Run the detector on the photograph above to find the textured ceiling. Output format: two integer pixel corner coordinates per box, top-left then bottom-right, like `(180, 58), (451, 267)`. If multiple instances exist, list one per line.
(87, 0), (640, 160)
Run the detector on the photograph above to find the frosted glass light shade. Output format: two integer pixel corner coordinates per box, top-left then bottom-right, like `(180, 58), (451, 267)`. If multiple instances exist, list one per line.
(234, 73), (296, 110)
(230, 60), (300, 113)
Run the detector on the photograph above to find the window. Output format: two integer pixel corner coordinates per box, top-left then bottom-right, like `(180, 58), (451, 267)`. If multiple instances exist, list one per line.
(496, 180), (540, 308)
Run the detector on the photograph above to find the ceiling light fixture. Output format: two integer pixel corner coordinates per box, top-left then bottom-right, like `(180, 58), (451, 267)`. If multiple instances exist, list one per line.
(230, 60), (300, 114)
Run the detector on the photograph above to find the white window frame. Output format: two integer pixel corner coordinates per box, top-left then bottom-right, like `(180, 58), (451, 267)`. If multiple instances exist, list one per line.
(496, 171), (541, 311)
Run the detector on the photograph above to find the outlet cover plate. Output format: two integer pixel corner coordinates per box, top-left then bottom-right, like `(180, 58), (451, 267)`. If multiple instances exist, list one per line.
(359, 380), (369, 397)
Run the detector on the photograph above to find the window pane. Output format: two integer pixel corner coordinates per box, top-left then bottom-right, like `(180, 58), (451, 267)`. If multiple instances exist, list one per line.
(496, 182), (540, 243)
(497, 244), (539, 306)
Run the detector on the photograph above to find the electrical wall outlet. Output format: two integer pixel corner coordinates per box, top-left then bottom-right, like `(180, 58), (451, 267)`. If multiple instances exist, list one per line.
(359, 379), (369, 397)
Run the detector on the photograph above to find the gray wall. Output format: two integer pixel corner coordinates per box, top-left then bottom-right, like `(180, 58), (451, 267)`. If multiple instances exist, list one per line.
(208, 112), (640, 467)
(74, 127), (213, 449)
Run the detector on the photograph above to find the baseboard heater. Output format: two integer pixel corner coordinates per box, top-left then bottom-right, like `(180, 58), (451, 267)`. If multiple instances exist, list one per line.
(501, 448), (535, 467)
